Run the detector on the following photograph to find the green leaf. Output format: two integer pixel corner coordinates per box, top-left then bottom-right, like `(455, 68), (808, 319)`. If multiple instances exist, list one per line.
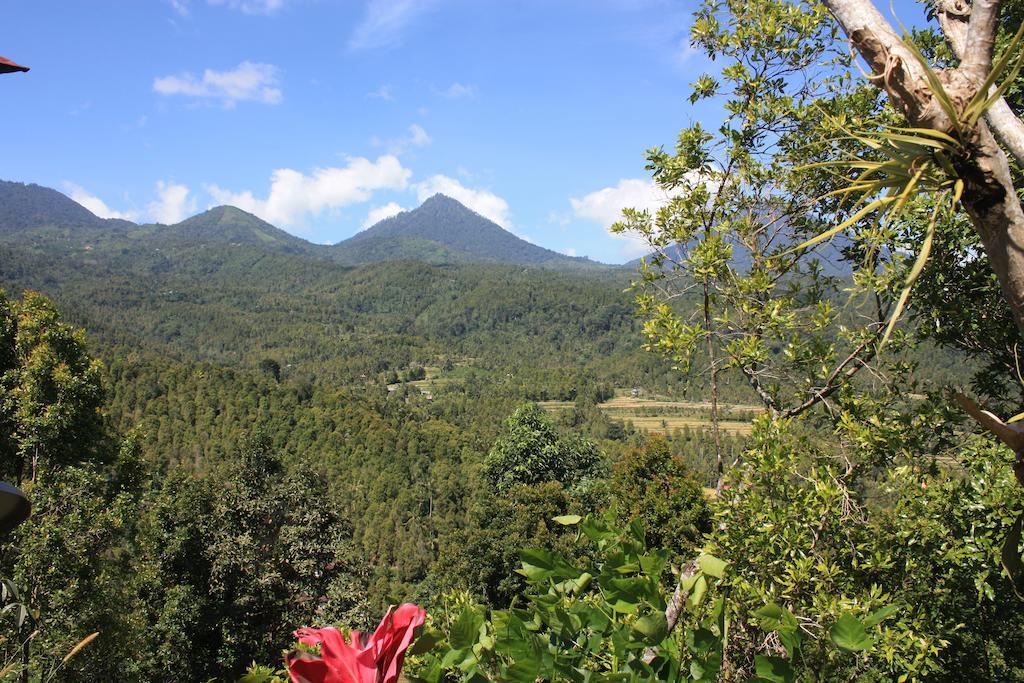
(753, 602), (797, 632)
(753, 655), (796, 683)
(697, 553), (727, 579)
(829, 613), (873, 652)
(518, 548), (558, 581)
(863, 604), (898, 628)
(450, 607), (484, 651)
(689, 627), (719, 654)
(408, 628), (443, 656)
(552, 514), (582, 525)
(632, 612), (668, 644)
(685, 575), (708, 610)
(878, 198), (941, 351)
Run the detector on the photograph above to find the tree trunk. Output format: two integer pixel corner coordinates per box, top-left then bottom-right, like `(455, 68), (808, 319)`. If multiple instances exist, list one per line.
(823, 0), (1024, 337)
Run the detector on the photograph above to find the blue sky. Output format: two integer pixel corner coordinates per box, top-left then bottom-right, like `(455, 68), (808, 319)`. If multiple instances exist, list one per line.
(0, 0), (921, 263)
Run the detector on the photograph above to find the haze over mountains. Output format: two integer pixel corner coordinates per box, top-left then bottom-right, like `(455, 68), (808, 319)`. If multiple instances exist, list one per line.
(0, 180), (610, 270)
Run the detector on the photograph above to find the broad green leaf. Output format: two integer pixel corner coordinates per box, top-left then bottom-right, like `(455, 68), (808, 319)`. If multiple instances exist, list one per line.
(863, 604), (898, 628)
(552, 514), (582, 525)
(753, 602), (796, 632)
(450, 607), (484, 651)
(829, 613), (873, 652)
(697, 553), (727, 579)
(689, 627), (719, 654)
(408, 628), (443, 656)
(753, 655), (796, 683)
(685, 575), (708, 610)
(632, 612), (668, 644)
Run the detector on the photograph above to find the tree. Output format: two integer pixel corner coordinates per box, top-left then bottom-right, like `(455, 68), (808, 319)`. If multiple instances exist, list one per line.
(134, 435), (372, 681)
(0, 290), (143, 682)
(482, 403), (605, 493)
(612, 0), (1024, 677)
(611, 0), (898, 488)
(822, 0), (1024, 336)
(611, 438), (711, 560)
(0, 289), (105, 484)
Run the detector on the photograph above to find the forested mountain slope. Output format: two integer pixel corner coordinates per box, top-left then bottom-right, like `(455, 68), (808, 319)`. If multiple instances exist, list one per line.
(335, 193), (607, 270)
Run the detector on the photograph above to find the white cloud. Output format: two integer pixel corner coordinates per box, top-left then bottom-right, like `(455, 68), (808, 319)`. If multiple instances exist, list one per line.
(207, 0), (286, 14)
(372, 123), (432, 155)
(206, 155), (412, 230)
(570, 178), (673, 227)
(366, 84), (395, 101)
(168, 0), (287, 16)
(349, 0), (437, 51)
(547, 210), (571, 227)
(167, 0), (190, 16)
(563, 247), (578, 257)
(408, 124), (431, 147)
(440, 82), (475, 99)
(153, 61), (282, 106)
(65, 183), (140, 221)
(570, 178), (680, 258)
(361, 201), (405, 229)
(148, 181), (196, 224)
(415, 175), (510, 227)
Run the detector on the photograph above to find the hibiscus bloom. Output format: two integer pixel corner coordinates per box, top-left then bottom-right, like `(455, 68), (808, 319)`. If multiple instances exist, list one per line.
(287, 603), (427, 683)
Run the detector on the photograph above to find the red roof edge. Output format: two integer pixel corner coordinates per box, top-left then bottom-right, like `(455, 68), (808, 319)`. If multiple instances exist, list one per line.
(0, 56), (29, 73)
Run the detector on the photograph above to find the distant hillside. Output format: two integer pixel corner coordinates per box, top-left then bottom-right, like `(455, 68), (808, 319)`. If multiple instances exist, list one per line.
(625, 238), (853, 276)
(0, 180), (127, 232)
(0, 180), (612, 271)
(156, 205), (316, 256)
(335, 194), (609, 270)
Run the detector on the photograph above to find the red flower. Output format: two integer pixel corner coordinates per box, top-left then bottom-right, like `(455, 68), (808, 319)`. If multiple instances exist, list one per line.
(287, 603), (427, 683)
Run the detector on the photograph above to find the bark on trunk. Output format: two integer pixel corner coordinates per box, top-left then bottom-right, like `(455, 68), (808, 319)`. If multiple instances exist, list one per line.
(824, 0), (1024, 337)
(957, 124), (1024, 337)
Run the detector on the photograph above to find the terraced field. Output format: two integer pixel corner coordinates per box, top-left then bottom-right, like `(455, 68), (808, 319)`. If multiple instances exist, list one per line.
(540, 392), (762, 436)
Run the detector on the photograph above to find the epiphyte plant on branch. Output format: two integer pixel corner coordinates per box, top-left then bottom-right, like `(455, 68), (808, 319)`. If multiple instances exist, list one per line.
(810, 0), (1024, 592)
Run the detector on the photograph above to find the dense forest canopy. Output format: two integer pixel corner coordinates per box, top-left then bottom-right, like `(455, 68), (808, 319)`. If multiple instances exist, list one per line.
(3, 0), (1024, 680)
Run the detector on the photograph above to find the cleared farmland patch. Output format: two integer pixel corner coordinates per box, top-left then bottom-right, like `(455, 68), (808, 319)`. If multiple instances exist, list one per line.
(539, 393), (761, 436)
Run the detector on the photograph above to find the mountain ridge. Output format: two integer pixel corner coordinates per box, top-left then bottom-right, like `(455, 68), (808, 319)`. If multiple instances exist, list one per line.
(334, 193), (608, 270)
(0, 180), (613, 271)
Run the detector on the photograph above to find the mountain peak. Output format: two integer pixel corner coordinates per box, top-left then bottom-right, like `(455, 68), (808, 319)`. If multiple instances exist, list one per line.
(420, 193), (462, 207)
(165, 203), (313, 254)
(0, 180), (119, 231)
(335, 193), (605, 270)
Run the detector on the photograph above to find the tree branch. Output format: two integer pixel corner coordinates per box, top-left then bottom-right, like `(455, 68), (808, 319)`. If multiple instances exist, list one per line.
(937, 0), (1024, 166)
(954, 392), (1024, 484)
(822, 0), (936, 123)
(642, 558), (699, 665)
(961, 0), (1001, 80)
(781, 329), (881, 419)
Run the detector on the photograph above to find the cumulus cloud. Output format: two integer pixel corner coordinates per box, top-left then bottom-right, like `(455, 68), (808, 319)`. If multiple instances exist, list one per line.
(206, 155), (412, 230)
(65, 183), (140, 221)
(569, 178), (672, 227)
(148, 181), (196, 224)
(153, 61), (282, 106)
(563, 247), (578, 257)
(349, 0), (437, 51)
(570, 178), (679, 258)
(361, 201), (405, 229)
(415, 175), (510, 227)
(440, 82), (475, 99)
